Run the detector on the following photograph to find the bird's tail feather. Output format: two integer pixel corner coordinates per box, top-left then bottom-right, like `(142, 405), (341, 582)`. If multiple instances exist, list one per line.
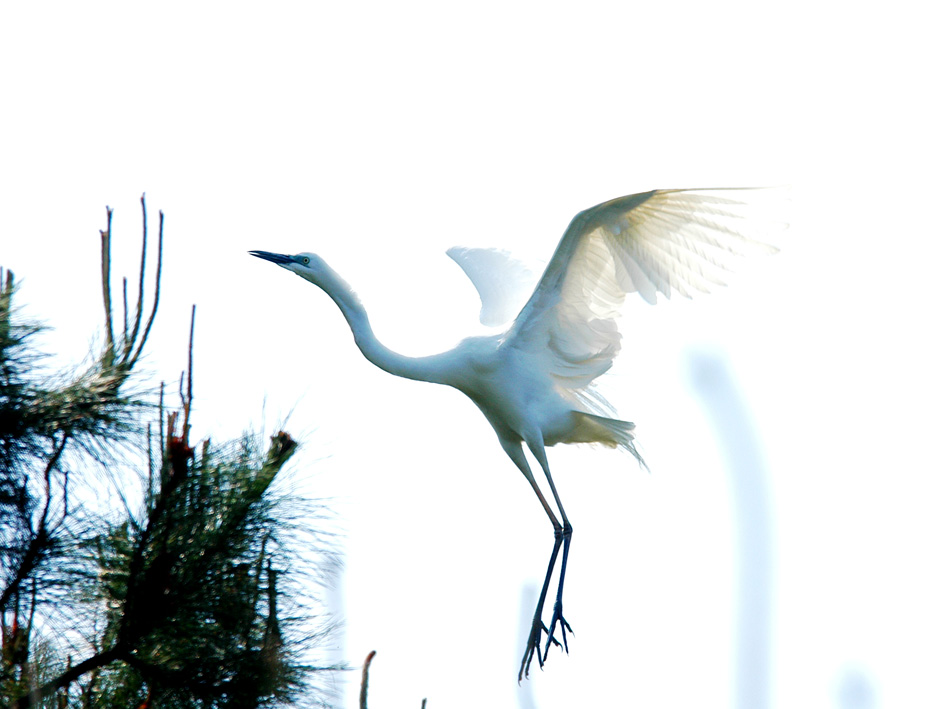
(569, 411), (647, 469)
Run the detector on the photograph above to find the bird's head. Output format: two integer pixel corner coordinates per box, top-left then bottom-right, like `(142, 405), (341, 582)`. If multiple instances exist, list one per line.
(249, 250), (329, 285)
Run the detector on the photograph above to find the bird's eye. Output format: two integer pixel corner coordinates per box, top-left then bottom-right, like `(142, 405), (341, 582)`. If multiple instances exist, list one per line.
(302, 257), (310, 265)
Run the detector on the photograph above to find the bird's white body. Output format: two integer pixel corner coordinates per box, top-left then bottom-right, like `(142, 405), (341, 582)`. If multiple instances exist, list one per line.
(313, 259), (638, 455)
(446, 334), (601, 449)
(251, 186), (784, 678)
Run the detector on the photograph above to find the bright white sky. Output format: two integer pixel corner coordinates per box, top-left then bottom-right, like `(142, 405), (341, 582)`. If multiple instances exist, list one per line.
(2, 3), (942, 708)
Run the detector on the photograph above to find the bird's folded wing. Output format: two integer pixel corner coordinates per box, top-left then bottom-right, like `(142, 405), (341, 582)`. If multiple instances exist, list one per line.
(504, 187), (787, 391)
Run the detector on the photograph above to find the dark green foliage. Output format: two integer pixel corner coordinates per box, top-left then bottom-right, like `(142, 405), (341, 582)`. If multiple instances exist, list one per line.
(0, 270), (47, 470)
(1, 200), (337, 708)
(83, 426), (313, 708)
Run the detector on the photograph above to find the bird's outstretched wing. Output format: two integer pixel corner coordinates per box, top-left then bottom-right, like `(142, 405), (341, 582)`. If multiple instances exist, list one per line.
(447, 247), (539, 327)
(504, 188), (786, 392)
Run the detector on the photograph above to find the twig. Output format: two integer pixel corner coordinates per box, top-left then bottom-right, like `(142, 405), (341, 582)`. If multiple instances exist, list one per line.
(182, 305), (195, 434)
(359, 650), (376, 709)
(98, 195), (164, 372)
(126, 194), (148, 357)
(129, 207), (163, 367)
(100, 208), (115, 364)
(122, 277), (129, 345)
(357, 648), (428, 709)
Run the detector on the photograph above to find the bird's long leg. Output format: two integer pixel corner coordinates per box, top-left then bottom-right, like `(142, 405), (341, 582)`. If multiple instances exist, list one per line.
(527, 441), (574, 662)
(522, 521), (565, 680)
(500, 439), (564, 682)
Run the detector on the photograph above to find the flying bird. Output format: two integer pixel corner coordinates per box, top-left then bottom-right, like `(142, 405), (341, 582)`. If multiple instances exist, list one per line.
(250, 187), (783, 680)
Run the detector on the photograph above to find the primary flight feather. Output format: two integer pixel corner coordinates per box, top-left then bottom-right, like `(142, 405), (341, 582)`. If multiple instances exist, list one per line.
(250, 186), (783, 680)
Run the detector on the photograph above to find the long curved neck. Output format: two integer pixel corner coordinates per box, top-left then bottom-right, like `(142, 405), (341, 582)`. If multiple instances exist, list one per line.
(306, 265), (452, 385)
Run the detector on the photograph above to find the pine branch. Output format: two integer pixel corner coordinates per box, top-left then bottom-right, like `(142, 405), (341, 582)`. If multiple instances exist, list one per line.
(13, 644), (125, 708)
(4, 198), (332, 708)
(0, 433), (68, 614)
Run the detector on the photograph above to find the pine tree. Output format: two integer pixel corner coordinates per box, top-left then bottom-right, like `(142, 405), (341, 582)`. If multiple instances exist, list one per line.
(0, 198), (337, 708)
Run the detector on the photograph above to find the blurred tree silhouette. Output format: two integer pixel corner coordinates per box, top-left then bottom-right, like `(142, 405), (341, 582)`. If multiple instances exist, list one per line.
(0, 199), (337, 707)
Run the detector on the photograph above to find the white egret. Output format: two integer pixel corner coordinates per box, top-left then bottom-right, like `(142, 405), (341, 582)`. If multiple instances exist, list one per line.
(250, 187), (782, 680)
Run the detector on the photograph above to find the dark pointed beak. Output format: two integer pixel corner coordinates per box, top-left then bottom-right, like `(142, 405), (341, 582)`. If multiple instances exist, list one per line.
(249, 250), (295, 265)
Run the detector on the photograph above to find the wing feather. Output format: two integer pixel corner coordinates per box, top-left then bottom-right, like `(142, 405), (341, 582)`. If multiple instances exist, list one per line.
(504, 187), (786, 396)
(447, 246), (538, 327)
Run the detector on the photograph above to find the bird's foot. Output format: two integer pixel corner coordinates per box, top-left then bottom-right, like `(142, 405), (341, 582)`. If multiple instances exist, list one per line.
(518, 617), (549, 682)
(542, 600), (573, 661)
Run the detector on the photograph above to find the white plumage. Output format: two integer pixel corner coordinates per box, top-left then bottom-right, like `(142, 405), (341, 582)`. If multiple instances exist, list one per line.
(510, 188), (780, 395)
(446, 246), (537, 327)
(250, 186), (784, 680)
